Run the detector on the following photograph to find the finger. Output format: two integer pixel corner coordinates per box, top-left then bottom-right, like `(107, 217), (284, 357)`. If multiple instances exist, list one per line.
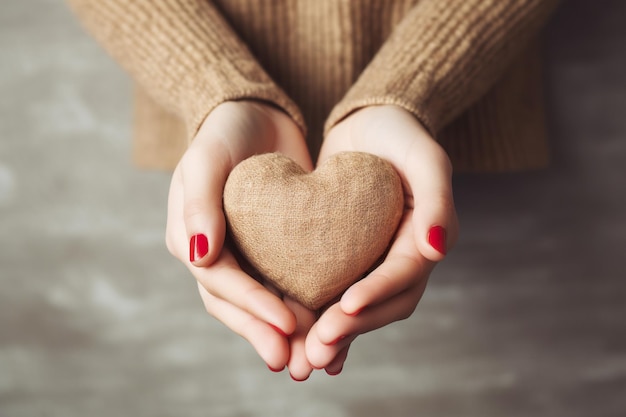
(339, 215), (434, 315)
(181, 102), (314, 267)
(284, 297), (316, 382)
(180, 139), (231, 267)
(192, 250), (297, 336)
(311, 279), (429, 365)
(169, 167), (296, 333)
(309, 302), (348, 346)
(350, 279), (429, 333)
(325, 344), (350, 376)
(305, 322), (356, 370)
(165, 102), (317, 376)
(340, 253), (432, 317)
(403, 140), (458, 262)
(168, 178), (296, 335)
(197, 282), (290, 371)
(309, 275), (426, 371)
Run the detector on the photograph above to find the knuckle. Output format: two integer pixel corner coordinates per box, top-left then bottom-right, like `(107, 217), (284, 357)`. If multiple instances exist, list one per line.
(437, 194), (457, 217)
(183, 197), (208, 223)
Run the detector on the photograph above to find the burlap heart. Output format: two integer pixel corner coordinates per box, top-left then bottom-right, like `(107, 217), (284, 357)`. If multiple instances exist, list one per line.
(223, 152), (404, 310)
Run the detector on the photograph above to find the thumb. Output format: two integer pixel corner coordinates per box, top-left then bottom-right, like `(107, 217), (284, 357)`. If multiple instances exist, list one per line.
(406, 151), (459, 263)
(180, 141), (231, 267)
(412, 191), (458, 263)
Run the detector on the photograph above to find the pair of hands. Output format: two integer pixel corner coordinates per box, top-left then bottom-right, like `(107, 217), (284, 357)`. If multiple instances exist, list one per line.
(165, 101), (458, 380)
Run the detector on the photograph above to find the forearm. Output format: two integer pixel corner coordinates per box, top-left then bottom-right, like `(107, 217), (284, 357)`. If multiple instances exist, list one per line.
(326, 0), (560, 136)
(67, 0), (304, 137)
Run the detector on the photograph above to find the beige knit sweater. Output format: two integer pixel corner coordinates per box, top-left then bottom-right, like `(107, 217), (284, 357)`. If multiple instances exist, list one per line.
(68, 0), (559, 172)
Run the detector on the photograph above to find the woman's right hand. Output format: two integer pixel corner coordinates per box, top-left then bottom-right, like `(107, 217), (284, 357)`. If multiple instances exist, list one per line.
(165, 101), (315, 377)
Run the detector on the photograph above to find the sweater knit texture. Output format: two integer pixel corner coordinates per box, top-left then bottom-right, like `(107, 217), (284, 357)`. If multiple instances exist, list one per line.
(68, 0), (560, 172)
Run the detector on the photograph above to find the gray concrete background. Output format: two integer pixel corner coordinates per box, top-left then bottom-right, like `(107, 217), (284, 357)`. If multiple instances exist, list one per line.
(1, 1), (625, 416)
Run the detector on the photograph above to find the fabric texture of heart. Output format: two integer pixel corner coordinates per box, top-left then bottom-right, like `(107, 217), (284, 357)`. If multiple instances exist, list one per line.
(223, 152), (404, 310)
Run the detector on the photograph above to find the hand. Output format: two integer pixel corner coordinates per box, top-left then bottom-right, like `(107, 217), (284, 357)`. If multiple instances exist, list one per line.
(305, 105), (459, 374)
(165, 101), (317, 378)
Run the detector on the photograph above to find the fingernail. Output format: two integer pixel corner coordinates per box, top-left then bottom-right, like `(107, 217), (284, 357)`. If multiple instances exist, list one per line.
(269, 324), (288, 337)
(427, 226), (447, 255)
(189, 234), (209, 262)
(326, 367), (343, 376)
(290, 373), (309, 382)
(267, 364), (284, 373)
(346, 307), (364, 317)
(328, 335), (346, 346)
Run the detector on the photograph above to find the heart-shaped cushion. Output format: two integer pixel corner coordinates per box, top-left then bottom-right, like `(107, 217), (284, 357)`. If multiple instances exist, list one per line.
(223, 152), (404, 310)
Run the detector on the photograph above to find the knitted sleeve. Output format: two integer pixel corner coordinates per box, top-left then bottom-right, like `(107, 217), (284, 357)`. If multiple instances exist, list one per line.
(66, 0), (305, 138)
(325, 0), (560, 136)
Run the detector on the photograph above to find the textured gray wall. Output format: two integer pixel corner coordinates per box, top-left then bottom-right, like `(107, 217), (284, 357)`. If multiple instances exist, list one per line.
(1, 1), (625, 416)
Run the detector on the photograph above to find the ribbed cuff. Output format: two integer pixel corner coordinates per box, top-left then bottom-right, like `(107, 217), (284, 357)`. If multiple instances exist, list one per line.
(67, 0), (306, 139)
(325, 0), (560, 137)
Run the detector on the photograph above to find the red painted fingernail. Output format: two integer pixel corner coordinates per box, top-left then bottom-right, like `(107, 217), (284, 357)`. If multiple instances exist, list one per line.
(189, 234), (209, 262)
(328, 335), (346, 346)
(269, 324), (288, 337)
(427, 226), (447, 255)
(267, 364), (284, 373)
(326, 367), (343, 376)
